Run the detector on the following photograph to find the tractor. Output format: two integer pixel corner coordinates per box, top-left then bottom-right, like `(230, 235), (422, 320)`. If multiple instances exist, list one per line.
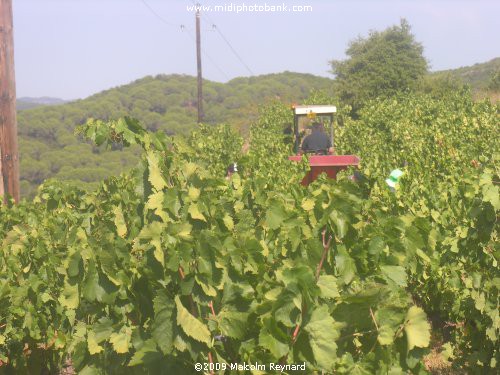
(288, 105), (360, 186)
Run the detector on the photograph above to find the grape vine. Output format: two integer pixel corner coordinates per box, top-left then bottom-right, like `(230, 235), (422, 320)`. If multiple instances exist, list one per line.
(0, 92), (498, 374)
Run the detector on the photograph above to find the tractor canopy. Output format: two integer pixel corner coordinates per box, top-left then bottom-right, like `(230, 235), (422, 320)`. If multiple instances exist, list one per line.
(288, 105), (360, 186)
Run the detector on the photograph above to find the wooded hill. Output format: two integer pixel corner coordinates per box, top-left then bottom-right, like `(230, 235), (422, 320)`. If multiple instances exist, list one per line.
(17, 72), (335, 198)
(430, 57), (499, 91)
(16, 56), (500, 199)
(17, 97), (67, 111)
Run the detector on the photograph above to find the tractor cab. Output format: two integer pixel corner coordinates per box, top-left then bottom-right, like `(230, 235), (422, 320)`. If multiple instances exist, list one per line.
(288, 105), (360, 186)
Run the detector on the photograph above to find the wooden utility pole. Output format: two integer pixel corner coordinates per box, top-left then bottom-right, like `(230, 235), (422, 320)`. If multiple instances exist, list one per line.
(0, 145), (4, 197)
(195, 4), (203, 123)
(0, 0), (19, 202)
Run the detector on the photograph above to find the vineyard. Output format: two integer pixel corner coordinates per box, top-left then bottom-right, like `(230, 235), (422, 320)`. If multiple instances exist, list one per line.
(0, 90), (498, 374)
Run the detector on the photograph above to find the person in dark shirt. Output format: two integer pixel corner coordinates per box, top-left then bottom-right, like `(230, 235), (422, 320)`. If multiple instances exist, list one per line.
(301, 122), (332, 154)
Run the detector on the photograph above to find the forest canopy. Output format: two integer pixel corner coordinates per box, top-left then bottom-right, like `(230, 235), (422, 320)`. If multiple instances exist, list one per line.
(17, 72), (335, 198)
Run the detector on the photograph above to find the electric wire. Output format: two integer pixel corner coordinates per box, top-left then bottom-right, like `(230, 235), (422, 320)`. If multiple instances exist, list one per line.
(138, 0), (183, 28)
(211, 24), (254, 76)
(189, 0), (255, 76)
(138, 0), (228, 79)
(185, 29), (230, 80)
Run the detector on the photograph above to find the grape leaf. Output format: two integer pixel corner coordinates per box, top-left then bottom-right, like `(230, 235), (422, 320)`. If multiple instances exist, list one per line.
(188, 203), (206, 222)
(188, 187), (200, 200)
(147, 151), (167, 191)
(87, 331), (104, 355)
(175, 296), (211, 346)
(378, 325), (395, 345)
(259, 318), (290, 358)
(304, 305), (339, 370)
(482, 184), (499, 210)
(113, 205), (127, 238)
(223, 214), (234, 230)
(317, 275), (340, 299)
(380, 265), (407, 287)
(265, 203), (287, 230)
(109, 326), (132, 354)
(301, 198), (315, 211)
(218, 309), (249, 339)
(58, 280), (79, 309)
(404, 306), (430, 352)
(128, 339), (160, 367)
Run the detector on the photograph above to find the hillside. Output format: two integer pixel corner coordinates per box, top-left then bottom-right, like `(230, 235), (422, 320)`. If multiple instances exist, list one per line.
(431, 57), (499, 90)
(17, 96), (67, 110)
(17, 72), (335, 198)
(17, 58), (499, 199)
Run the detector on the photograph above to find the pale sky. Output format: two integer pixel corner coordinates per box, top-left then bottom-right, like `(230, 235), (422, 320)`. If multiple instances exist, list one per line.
(12, 0), (500, 99)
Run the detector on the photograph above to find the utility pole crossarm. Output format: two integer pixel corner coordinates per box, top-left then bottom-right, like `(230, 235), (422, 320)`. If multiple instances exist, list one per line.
(0, 0), (20, 202)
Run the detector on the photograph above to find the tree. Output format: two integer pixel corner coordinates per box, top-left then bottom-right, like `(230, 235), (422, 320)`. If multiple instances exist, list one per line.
(488, 70), (500, 91)
(331, 19), (428, 114)
(417, 73), (467, 98)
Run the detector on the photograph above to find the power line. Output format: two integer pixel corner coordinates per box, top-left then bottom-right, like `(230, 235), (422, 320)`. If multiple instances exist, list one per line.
(139, 0), (228, 79)
(185, 29), (230, 80)
(212, 25), (254, 76)
(189, 1), (254, 76)
(138, 0), (184, 28)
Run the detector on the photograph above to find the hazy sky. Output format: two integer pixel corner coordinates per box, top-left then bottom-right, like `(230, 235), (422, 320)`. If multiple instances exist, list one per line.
(13, 0), (500, 99)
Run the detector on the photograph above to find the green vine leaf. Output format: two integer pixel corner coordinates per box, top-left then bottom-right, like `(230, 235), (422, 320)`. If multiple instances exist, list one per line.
(109, 326), (132, 354)
(175, 296), (212, 346)
(404, 306), (431, 352)
(304, 305), (339, 370)
(113, 205), (127, 238)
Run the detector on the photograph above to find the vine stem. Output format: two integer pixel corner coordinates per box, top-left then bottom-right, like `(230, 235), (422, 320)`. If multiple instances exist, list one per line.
(292, 324), (300, 344)
(369, 307), (379, 331)
(209, 301), (216, 318)
(365, 308), (381, 355)
(178, 266), (185, 279)
(315, 229), (333, 281)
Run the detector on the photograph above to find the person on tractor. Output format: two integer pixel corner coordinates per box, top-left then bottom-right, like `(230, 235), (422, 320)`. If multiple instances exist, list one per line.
(300, 122), (332, 155)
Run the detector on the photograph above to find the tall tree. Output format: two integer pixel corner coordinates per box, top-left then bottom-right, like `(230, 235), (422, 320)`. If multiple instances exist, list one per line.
(331, 19), (428, 114)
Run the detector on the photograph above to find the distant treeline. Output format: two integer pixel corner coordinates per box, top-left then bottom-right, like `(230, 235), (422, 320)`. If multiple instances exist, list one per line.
(18, 72), (335, 197)
(16, 19), (499, 199)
